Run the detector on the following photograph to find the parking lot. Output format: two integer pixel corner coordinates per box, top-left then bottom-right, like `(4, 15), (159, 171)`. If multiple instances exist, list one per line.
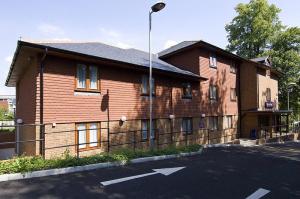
(0, 142), (299, 199)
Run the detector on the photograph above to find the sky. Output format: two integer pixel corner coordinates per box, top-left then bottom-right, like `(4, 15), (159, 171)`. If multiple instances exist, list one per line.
(0, 0), (299, 95)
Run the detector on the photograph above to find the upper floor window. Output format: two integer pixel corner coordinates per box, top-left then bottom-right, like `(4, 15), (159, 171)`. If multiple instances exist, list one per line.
(230, 62), (237, 74)
(182, 118), (193, 134)
(266, 88), (271, 101)
(230, 88), (237, 101)
(76, 64), (99, 91)
(141, 75), (155, 96)
(209, 53), (217, 68)
(209, 85), (218, 101)
(141, 119), (156, 140)
(182, 83), (192, 99)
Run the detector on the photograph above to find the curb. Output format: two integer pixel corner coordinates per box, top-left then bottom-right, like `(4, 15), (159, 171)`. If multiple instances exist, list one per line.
(0, 149), (203, 182)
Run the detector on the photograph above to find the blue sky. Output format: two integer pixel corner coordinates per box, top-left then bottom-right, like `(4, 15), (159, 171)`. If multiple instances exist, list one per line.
(0, 0), (299, 95)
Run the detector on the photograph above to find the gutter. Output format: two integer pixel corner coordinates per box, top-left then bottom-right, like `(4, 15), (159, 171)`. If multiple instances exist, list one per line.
(238, 62), (242, 139)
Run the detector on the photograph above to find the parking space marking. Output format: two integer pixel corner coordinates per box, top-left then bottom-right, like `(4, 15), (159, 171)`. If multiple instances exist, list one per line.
(245, 188), (270, 199)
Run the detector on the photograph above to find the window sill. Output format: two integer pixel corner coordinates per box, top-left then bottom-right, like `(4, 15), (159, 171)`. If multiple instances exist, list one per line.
(75, 89), (100, 93)
(182, 96), (192, 99)
(230, 99), (237, 102)
(209, 65), (217, 69)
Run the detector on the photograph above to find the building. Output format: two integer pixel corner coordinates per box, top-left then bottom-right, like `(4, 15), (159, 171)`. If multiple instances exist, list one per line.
(240, 56), (291, 138)
(0, 95), (16, 113)
(5, 40), (287, 158)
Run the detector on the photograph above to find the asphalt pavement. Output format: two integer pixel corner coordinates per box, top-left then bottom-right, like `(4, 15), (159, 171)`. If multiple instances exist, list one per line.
(0, 142), (300, 199)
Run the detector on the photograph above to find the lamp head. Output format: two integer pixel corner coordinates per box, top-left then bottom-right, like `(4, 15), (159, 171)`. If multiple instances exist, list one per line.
(151, 1), (166, 12)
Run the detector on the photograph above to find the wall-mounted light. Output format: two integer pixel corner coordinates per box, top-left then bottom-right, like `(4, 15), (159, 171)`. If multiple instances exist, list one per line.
(169, 114), (175, 120)
(201, 113), (206, 118)
(120, 116), (127, 122)
(16, 118), (23, 124)
(52, 123), (56, 128)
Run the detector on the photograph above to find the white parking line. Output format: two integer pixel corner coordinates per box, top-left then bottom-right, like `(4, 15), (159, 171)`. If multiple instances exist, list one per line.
(245, 188), (270, 199)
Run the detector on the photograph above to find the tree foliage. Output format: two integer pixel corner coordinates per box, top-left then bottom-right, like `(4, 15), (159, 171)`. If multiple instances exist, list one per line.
(225, 0), (282, 59)
(226, 0), (300, 119)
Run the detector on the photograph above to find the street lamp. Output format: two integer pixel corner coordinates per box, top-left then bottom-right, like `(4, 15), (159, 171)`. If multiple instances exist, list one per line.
(287, 82), (296, 110)
(149, 1), (166, 148)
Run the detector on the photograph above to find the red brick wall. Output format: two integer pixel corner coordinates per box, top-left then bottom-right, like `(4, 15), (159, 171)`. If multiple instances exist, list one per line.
(41, 56), (201, 124)
(161, 48), (239, 116)
(16, 62), (38, 124)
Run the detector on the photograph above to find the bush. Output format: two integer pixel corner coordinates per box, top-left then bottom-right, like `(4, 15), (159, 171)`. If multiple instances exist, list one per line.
(0, 144), (202, 175)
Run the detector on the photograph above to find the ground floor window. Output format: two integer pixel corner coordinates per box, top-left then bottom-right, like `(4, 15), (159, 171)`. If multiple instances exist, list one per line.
(209, 116), (218, 131)
(141, 119), (156, 140)
(182, 118), (193, 134)
(76, 122), (100, 150)
(224, 116), (233, 129)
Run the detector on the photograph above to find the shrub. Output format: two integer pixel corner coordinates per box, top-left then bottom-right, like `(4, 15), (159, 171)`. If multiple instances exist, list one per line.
(0, 144), (202, 175)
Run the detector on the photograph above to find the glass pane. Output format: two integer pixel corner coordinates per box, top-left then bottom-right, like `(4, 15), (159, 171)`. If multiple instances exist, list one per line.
(151, 78), (155, 95)
(77, 65), (86, 89)
(141, 75), (148, 94)
(142, 121), (148, 140)
(149, 120), (155, 139)
(77, 124), (86, 149)
(90, 66), (98, 89)
(89, 123), (98, 147)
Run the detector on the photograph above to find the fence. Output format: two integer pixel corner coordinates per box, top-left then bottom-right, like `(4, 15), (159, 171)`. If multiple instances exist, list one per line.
(0, 117), (238, 160)
(254, 122), (300, 139)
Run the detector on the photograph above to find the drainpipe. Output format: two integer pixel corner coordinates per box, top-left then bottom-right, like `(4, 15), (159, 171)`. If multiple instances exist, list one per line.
(238, 62), (242, 139)
(39, 48), (48, 157)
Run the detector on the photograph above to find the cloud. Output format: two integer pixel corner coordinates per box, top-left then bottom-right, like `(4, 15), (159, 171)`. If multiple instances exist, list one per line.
(5, 56), (13, 64)
(164, 40), (178, 49)
(99, 28), (120, 38)
(38, 24), (64, 35)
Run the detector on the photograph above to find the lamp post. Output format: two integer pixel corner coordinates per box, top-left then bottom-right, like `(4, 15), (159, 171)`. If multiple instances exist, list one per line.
(287, 82), (296, 110)
(149, 1), (165, 148)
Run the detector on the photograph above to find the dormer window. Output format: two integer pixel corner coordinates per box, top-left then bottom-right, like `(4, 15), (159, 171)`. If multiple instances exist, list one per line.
(209, 53), (217, 68)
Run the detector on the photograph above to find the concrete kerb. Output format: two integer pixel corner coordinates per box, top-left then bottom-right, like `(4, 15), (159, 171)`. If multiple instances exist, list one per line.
(0, 149), (203, 182)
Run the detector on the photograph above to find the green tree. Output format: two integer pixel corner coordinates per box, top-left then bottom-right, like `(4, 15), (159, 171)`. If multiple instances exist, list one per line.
(225, 0), (282, 59)
(267, 27), (300, 117)
(226, 0), (300, 120)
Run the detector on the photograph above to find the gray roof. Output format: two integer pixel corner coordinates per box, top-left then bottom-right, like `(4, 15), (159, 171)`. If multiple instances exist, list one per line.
(33, 42), (200, 78)
(158, 41), (198, 57)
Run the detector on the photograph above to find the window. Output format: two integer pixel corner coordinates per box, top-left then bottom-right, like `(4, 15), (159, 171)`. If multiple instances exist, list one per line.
(209, 117), (218, 131)
(182, 118), (193, 134)
(230, 88), (237, 101)
(209, 53), (217, 68)
(230, 62), (237, 74)
(182, 83), (192, 99)
(141, 75), (155, 96)
(141, 119), (156, 140)
(76, 123), (100, 150)
(76, 64), (99, 91)
(266, 88), (271, 101)
(77, 65), (86, 89)
(224, 116), (233, 129)
(89, 66), (98, 90)
(209, 85), (218, 101)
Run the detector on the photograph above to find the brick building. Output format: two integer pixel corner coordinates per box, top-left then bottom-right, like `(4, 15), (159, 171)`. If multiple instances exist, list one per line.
(5, 40), (289, 158)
